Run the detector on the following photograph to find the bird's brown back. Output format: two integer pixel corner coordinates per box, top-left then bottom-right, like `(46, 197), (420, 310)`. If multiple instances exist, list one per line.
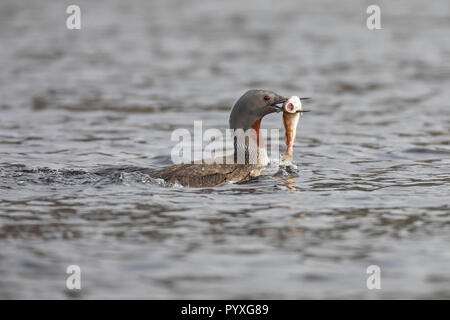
(154, 159), (258, 187)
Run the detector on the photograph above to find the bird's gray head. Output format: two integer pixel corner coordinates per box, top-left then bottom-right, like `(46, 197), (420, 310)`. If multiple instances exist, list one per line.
(229, 89), (287, 130)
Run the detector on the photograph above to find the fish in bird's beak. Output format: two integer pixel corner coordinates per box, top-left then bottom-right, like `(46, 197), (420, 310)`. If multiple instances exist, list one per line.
(280, 96), (310, 165)
(271, 96), (311, 113)
(283, 97), (311, 113)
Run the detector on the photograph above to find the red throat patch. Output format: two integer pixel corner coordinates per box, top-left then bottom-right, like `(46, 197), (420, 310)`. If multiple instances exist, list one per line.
(251, 118), (263, 147)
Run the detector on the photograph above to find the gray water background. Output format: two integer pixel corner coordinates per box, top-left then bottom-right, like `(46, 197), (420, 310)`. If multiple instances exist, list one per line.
(0, 0), (449, 299)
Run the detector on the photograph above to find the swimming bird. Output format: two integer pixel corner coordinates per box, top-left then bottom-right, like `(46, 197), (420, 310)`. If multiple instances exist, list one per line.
(154, 90), (307, 187)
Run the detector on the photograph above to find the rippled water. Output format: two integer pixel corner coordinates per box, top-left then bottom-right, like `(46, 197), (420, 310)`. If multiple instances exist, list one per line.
(1, 0), (450, 299)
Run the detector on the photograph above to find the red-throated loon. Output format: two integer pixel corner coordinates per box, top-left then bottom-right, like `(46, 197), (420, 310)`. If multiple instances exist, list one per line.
(155, 89), (308, 187)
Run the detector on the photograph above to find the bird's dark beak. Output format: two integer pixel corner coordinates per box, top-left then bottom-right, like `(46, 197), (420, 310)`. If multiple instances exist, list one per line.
(299, 97), (311, 113)
(271, 97), (311, 113)
(270, 96), (288, 113)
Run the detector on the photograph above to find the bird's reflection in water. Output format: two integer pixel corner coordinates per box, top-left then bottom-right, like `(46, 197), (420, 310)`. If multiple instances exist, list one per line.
(281, 177), (301, 192)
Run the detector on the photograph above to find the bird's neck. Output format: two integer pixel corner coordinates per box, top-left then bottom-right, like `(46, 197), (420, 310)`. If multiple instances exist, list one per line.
(251, 119), (264, 148)
(232, 118), (269, 166)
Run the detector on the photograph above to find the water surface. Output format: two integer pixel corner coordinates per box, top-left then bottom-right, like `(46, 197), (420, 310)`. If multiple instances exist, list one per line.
(1, 0), (450, 299)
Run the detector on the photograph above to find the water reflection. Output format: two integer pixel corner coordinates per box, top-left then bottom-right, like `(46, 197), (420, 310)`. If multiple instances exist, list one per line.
(0, 0), (449, 299)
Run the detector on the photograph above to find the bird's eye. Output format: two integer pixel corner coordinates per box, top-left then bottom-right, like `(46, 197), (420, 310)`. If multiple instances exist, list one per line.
(264, 95), (270, 101)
